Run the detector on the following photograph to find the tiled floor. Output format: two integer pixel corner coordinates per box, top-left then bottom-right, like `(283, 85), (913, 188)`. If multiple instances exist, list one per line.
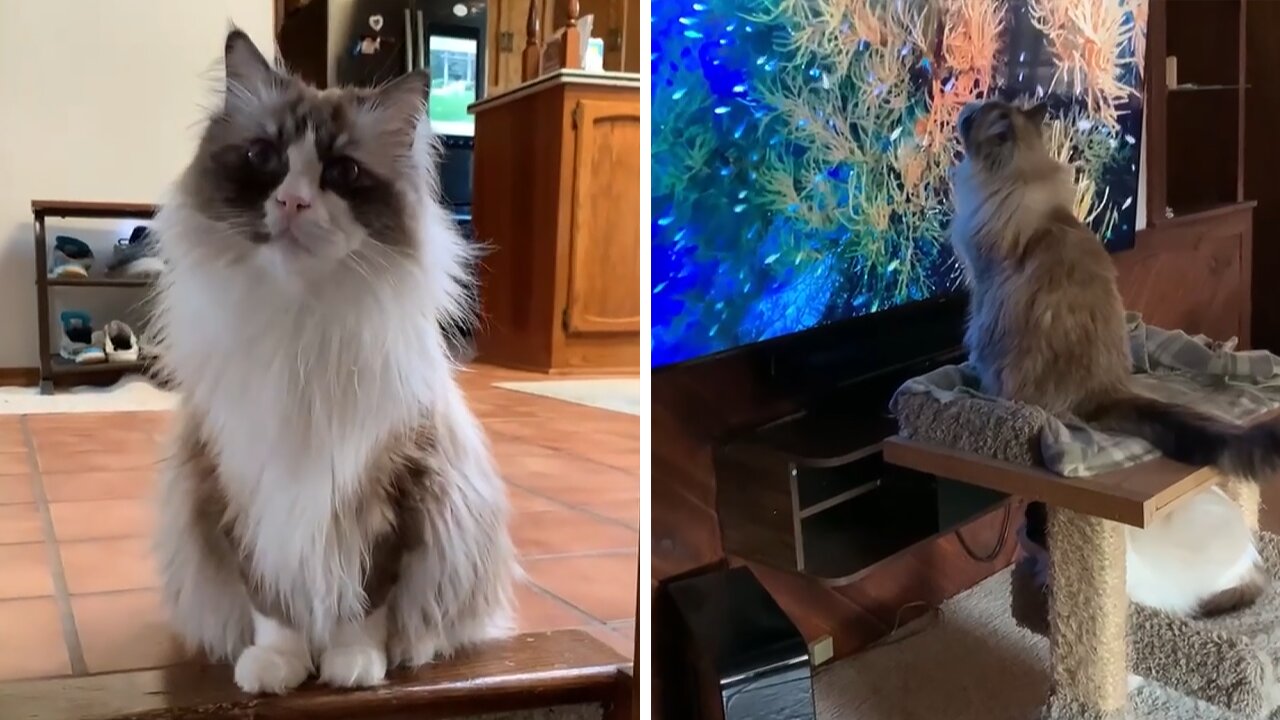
(0, 366), (638, 683)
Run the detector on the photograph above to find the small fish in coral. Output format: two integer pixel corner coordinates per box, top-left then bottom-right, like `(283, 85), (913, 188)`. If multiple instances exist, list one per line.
(714, 105), (731, 114)
(733, 203), (747, 213)
(1121, 196), (1133, 210)
(738, 190), (748, 199)
(658, 214), (675, 226)
(654, 282), (669, 294)
(672, 87), (688, 100)
(732, 83), (747, 93)
(889, 127), (902, 141)
(678, 16), (696, 25)
(765, 252), (781, 265)
(1124, 134), (1136, 144)
(683, 29), (702, 38)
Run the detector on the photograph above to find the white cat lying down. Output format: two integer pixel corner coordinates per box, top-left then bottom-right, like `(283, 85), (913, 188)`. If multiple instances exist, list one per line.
(1021, 486), (1266, 618)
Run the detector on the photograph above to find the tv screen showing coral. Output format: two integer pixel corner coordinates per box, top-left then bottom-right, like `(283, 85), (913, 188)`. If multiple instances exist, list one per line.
(651, 0), (1149, 368)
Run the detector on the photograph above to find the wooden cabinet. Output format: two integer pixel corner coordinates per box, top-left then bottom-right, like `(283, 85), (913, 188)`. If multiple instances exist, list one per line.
(471, 71), (640, 374)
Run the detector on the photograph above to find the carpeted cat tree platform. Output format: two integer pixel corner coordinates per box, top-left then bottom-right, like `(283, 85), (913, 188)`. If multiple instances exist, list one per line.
(886, 317), (1280, 720)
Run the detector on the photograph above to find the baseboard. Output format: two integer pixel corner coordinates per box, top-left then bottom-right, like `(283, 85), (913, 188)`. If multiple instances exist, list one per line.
(0, 367), (38, 387)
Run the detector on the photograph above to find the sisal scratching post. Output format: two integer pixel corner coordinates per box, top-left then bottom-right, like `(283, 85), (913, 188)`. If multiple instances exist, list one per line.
(1220, 476), (1261, 533)
(1044, 508), (1129, 720)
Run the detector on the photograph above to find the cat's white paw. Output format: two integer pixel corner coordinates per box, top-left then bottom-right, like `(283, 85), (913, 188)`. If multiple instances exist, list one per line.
(1128, 673), (1146, 692)
(320, 645), (388, 688)
(234, 644), (311, 694)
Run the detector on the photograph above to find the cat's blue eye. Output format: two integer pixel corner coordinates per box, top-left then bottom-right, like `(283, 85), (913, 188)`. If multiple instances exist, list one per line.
(322, 157), (360, 190)
(246, 139), (279, 171)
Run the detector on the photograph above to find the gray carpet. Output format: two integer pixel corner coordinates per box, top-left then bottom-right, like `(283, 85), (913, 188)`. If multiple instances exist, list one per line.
(814, 568), (1276, 720)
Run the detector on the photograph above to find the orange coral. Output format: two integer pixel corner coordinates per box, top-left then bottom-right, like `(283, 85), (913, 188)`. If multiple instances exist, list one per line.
(1029, 0), (1142, 129)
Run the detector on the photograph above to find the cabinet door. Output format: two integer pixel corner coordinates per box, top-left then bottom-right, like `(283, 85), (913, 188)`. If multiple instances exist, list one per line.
(564, 99), (641, 335)
(491, 0), (532, 92)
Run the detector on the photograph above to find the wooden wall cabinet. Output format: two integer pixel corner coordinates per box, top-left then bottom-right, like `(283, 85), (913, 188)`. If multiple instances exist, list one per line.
(471, 72), (641, 374)
(488, 0), (641, 95)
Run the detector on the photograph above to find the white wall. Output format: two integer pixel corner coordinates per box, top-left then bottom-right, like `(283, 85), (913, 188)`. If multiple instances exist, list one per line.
(0, 0), (274, 368)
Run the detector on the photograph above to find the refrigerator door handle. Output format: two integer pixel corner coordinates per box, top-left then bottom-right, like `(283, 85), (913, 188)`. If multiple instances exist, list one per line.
(416, 10), (427, 72)
(404, 8), (415, 72)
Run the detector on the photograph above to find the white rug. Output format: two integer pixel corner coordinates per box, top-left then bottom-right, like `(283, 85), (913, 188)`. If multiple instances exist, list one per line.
(0, 376), (177, 415)
(492, 379), (640, 416)
(815, 568), (1254, 719)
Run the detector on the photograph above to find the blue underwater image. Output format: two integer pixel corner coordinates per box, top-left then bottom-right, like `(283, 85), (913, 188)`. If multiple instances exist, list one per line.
(651, 0), (1149, 367)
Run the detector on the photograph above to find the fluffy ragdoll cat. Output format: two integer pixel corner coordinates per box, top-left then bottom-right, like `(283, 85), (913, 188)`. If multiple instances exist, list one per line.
(950, 99), (1278, 617)
(150, 30), (516, 694)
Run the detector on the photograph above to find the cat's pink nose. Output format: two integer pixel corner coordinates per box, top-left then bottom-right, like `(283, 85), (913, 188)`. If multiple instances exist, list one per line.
(275, 192), (312, 216)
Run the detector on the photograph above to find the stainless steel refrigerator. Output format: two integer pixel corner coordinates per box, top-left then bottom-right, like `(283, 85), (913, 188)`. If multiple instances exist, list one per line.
(278, 0), (486, 212)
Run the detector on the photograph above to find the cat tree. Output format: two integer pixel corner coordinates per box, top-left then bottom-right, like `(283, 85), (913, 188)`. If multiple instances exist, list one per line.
(887, 380), (1280, 719)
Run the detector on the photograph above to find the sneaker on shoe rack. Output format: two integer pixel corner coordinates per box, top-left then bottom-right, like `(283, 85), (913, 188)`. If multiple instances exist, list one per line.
(103, 320), (139, 363)
(58, 311), (106, 364)
(50, 236), (94, 278)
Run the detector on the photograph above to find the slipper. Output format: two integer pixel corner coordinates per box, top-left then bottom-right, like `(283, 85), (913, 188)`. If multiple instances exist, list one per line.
(103, 321), (139, 363)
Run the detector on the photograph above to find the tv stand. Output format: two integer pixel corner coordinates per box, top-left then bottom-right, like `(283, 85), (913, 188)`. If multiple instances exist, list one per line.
(713, 352), (1009, 585)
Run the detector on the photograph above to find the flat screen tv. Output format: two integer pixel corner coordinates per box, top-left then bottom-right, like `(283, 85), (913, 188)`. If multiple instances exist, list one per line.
(651, 0), (1149, 369)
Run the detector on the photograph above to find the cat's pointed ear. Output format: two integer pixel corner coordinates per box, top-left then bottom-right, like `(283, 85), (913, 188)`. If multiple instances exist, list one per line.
(1024, 102), (1049, 126)
(224, 29), (278, 96)
(369, 69), (430, 137)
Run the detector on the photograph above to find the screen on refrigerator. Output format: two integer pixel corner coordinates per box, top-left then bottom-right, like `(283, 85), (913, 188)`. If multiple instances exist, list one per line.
(428, 34), (478, 137)
(650, 0), (1149, 368)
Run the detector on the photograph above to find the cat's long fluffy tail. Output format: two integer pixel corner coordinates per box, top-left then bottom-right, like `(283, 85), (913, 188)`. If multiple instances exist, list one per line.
(1085, 393), (1280, 481)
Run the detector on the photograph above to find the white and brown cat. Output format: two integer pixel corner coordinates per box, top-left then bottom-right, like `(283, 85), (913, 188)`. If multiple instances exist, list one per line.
(950, 99), (1278, 618)
(151, 30), (515, 694)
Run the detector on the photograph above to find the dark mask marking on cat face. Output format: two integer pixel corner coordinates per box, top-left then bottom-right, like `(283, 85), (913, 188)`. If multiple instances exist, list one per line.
(185, 30), (427, 254)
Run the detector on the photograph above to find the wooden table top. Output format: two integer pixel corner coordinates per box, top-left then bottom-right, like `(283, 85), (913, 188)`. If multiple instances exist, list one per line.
(0, 630), (628, 720)
(885, 407), (1280, 528)
(883, 436), (1219, 528)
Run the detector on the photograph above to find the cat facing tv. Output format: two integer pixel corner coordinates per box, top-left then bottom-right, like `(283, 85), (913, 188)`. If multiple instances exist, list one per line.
(651, 0), (1148, 369)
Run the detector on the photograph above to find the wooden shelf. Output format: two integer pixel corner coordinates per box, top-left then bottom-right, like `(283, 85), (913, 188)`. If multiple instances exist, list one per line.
(1168, 84), (1248, 93)
(0, 629), (629, 720)
(42, 277), (151, 288)
(883, 436), (1218, 528)
(30, 199), (156, 219)
(31, 200), (160, 393)
(48, 355), (148, 377)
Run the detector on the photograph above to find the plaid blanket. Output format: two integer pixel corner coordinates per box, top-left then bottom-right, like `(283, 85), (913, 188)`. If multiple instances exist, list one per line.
(890, 314), (1280, 477)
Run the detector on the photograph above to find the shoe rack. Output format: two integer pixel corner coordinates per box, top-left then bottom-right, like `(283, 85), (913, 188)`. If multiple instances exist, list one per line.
(31, 200), (157, 395)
